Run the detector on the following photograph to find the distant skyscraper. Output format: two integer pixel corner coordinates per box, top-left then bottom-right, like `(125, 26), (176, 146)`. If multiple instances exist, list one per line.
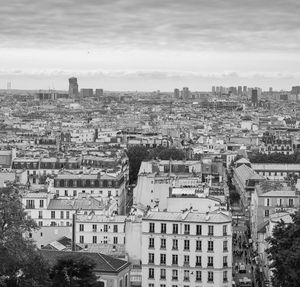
(80, 88), (93, 98)
(251, 89), (258, 106)
(181, 87), (190, 99)
(243, 86), (247, 94)
(95, 89), (104, 98)
(269, 87), (273, 93)
(68, 77), (79, 99)
(174, 88), (180, 98)
(238, 86), (242, 95)
(291, 86), (300, 95)
(7, 81), (11, 90)
(212, 86), (216, 94)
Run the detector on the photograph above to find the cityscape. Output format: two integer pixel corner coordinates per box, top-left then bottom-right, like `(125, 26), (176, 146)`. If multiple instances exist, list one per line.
(1, 1), (300, 287)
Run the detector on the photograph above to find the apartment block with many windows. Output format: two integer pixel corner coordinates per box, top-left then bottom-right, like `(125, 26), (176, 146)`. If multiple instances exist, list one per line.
(142, 209), (232, 287)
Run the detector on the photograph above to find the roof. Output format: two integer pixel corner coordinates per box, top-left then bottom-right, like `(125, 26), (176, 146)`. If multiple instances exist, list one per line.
(47, 197), (104, 210)
(260, 189), (297, 197)
(252, 163), (300, 171)
(40, 250), (131, 274)
(144, 210), (231, 223)
(76, 214), (127, 223)
(234, 164), (264, 187)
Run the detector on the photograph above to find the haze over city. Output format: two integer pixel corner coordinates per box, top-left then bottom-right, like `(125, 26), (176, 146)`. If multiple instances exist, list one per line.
(1, 0), (300, 91)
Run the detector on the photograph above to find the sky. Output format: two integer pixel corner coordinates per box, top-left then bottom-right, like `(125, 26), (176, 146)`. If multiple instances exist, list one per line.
(0, 0), (300, 91)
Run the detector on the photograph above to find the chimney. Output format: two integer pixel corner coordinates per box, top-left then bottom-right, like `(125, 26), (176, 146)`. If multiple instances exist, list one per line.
(72, 213), (76, 251)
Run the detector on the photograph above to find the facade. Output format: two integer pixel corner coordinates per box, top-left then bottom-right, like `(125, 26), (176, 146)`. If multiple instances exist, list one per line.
(174, 88), (180, 99)
(141, 210), (232, 287)
(80, 88), (94, 98)
(68, 77), (79, 99)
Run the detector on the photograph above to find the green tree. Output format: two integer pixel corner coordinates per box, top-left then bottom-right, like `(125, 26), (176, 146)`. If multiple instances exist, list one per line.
(49, 254), (99, 287)
(0, 186), (50, 287)
(266, 210), (300, 287)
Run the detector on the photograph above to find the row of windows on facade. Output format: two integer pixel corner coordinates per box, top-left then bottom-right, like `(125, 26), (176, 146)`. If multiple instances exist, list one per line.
(56, 189), (119, 197)
(26, 199), (44, 209)
(54, 178), (123, 188)
(148, 223), (228, 236)
(259, 170), (299, 177)
(79, 235), (125, 244)
(79, 223), (121, 233)
(147, 253), (228, 267)
(148, 238), (228, 252)
(264, 198), (294, 207)
(147, 269), (228, 283)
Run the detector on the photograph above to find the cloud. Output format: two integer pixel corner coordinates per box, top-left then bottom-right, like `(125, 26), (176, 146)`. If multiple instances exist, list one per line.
(0, 0), (299, 52)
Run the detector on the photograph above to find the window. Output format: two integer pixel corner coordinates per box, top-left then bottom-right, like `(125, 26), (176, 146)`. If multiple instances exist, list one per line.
(184, 224), (190, 235)
(289, 198), (294, 207)
(149, 253), (154, 264)
(26, 200), (35, 209)
(160, 254), (166, 265)
(38, 221), (43, 227)
(79, 236), (84, 243)
(64, 190), (68, 196)
(60, 211), (64, 219)
(173, 224), (178, 234)
(184, 240), (190, 250)
(184, 255), (190, 265)
(149, 223), (155, 233)
(66, 211), (70, 219)
(265, 209), (269, 217)
(223, 240), (228, 252)
(161, 238), (166, 249)
(92, 236), (97, 243)
(92, 224), (97, 232)
(104, 224), (108, 232)
(196, 270), (202, 281)
(172, 269), (178, 280)
(148, 268), (154, 279)
(208, 271), (214, 282)
(172, 239), (178, 250)
(223, 225), (227, 236)
(184, 270), (189, 281)
(114, 225), (118, 233)
(208, 225), (214, 236)
(172, 254), (178, 265)
(196, 224), (202, 235)
(51, 211), (55, 219)
(113, 236), (118, 244)
(208, 256), (214, 267)
(223, 256), (228, 267)
(160, 268), (166, 280)
(223, 271), (228, 282)
(161, 223), (167, 234)
(149, 238), (155, 248)
(208, 241), (214, 252)
(79, 224), (84, 232)
(73, 190), (77, 197)
(196, 255), (202, 266)
(38, 211), (43, 219)
(39, 200), (44, 208)
(196, 240), (202, 251)
(149, 285), (154, 287)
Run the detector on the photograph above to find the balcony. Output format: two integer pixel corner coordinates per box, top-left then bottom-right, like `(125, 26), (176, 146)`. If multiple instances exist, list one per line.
(207, 263), (214, 267)
(183, 277), (190, 282)
(223, 262), (228, 267)
(172, 277), (178, 281)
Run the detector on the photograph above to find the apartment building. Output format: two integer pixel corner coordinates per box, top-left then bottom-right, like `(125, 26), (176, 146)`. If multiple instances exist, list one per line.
(141, 209), (232, 287)
(75, 213), (126, 247)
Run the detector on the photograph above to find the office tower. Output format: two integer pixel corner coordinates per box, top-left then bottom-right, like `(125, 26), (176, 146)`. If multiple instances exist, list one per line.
(80, 88), (93, 98)
(68, 77), (79, 99)
(174, 88), (180, 98)
(238, 86), (242, 95)
(181, 87), (190, 99)
(291, 86), (300, 95)
(7, 81), (11, 90)
(251, 89), (258, 106)
(95, 89), (104, 98)
(212, 86), (216, 94)
(243, 86), (247, 94)
(269, 87), (273, 93)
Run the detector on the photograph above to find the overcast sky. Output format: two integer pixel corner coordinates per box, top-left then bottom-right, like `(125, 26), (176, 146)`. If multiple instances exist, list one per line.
(1, 0), (300, 91)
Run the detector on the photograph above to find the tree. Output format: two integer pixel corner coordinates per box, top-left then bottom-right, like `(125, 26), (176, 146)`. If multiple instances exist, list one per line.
(0, 186), (50, 286)
(126, 145), (149, 184)
(266, 210), (300, 287)
(49, 254), (99, 287)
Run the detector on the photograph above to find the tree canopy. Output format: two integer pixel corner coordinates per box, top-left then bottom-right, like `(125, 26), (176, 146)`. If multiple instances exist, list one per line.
(266, 210), (300, 287)
(0, 186), (50, 287)
(49, 254), (99, 287)
(249, 152), (300, 164)
(126, 145), (185, 184)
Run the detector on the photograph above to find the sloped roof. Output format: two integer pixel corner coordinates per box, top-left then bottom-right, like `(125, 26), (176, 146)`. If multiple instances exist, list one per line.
(234, 164), (264, 187)
(47, 197), (104, 210)
(40, 250), (131, 274)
